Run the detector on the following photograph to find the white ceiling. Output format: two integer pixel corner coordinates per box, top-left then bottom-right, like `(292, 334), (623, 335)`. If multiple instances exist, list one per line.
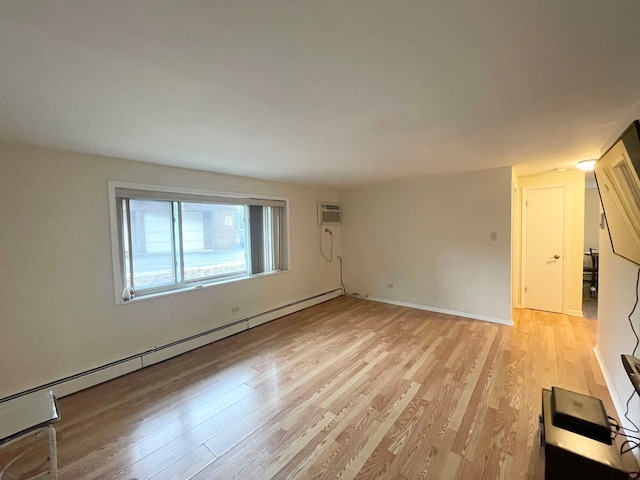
(1, 1), (639, 186)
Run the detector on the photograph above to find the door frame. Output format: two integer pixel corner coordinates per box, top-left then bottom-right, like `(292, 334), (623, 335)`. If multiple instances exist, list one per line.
(511, 180), (522, 308)
(521, 184), (567, 312)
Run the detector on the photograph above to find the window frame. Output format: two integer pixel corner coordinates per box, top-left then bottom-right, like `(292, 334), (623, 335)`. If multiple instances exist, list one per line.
(108, 181), (290, 305)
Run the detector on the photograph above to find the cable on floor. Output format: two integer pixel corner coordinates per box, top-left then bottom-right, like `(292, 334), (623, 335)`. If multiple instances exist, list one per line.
(621, 438), (640, 455)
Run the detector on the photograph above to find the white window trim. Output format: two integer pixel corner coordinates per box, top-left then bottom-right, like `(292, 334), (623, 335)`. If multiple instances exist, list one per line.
(107, 181), (291, 305)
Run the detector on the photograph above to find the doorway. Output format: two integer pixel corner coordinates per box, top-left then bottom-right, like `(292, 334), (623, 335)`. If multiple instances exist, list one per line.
(512, 168), (586, 316)
(583, 172), (600, 319)
(522, 186), (565, 313)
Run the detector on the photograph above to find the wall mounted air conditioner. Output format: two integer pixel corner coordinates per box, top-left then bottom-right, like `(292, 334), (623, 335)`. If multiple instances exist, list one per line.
(318, 202), (341, 224)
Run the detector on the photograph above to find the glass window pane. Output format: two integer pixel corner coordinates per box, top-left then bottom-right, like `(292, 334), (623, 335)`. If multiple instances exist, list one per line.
(182, 203), (247, 281)
(263, 206), (286, 273)
(129, 200), (176, 289)
(121, 200), (132, 289)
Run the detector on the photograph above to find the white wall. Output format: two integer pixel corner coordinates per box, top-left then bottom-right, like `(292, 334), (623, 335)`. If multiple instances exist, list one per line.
(0, 142), (341, 399)
(595, 105), (640, 431)
(340, 167), (512, 324)
(597, 224), (640, 423)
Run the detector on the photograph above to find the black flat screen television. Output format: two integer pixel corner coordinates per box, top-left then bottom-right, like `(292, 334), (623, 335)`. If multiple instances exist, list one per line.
(594, 120), (640, 266)
(622, 354), (640, 396)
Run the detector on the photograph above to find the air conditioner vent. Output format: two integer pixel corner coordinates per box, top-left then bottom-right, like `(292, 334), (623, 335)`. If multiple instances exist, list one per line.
(318, 202), (341, 224)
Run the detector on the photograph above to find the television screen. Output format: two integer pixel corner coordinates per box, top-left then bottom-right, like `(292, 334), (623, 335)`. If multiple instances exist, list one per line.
(594, 120), (640, 266)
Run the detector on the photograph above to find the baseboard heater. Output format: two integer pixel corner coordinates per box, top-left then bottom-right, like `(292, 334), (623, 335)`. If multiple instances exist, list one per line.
(1, 288), (342, 404)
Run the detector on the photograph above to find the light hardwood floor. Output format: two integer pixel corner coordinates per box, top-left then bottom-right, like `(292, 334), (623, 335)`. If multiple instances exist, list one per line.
(1, 297), (634, 479)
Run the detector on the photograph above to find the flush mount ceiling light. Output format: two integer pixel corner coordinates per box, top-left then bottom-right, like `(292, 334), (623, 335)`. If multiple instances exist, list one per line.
(577, 159), (597, 171)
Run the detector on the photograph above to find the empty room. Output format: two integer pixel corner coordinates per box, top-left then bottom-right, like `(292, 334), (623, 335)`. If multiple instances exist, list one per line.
(2, 2), (640, 479)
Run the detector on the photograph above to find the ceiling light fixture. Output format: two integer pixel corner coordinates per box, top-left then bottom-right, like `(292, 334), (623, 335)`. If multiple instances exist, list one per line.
(577, 159), (596, 171)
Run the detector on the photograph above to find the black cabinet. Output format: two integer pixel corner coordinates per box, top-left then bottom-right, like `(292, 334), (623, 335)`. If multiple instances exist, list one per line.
(541, 389), (627, 480)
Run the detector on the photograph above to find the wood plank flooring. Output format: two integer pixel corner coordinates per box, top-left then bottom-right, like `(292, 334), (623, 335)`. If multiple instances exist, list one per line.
(1, 297), (634, 479)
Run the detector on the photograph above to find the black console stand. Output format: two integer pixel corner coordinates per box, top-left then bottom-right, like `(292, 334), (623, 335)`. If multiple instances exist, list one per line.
(541, 389), (627, 480)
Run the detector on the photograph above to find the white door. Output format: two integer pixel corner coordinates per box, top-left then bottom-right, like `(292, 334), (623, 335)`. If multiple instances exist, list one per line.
(523, 186), (564, 313)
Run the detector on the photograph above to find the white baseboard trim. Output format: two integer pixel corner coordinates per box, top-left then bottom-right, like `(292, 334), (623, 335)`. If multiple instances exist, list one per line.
(52, 357), (143, 399)
(142, 322), (248, 368)
(366, 296), (513, 326)
(593, 345), (640, 463)
(567, 309), (584, 317)
(1, 288), (342, 404)
(594, 345), (625, 420)
(247, 288), (342, 329)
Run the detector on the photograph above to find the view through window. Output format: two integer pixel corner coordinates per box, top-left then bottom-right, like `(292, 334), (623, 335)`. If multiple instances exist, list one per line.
(114, 186), (288, 299)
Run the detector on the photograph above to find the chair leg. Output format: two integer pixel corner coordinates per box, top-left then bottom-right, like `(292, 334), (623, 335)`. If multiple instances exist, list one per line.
(46, 426), (57, 479)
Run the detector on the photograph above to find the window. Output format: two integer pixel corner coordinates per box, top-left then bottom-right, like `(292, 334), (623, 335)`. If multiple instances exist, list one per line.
(110, 184), (288, 301)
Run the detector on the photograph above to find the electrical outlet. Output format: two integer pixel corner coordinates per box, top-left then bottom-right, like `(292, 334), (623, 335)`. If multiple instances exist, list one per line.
(490, 232), (497, 241)
(231, 306), (240, 313)
(387, 283), (394, 288)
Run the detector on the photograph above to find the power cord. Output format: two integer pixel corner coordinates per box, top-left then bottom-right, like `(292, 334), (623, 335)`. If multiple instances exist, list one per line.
(317, 228), (368, 298)
(337, 256), (368, 299)
(630, 267), (640, 357)
(624, 391), (640, 434)
(609, 416), (640, 479)
(610, 416), (640, 438)
(319, 226), (333, 262)
(609, 414), (640, 478)
(621, 438), (640, 455)
(610, 416), (622, 438)
(620, 268), (640, 435)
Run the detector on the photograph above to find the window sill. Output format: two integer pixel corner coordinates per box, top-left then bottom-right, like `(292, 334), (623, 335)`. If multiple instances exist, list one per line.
(116, 269), (289, 305)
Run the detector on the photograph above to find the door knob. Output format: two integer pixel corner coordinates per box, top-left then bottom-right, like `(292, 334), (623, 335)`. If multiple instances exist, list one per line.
(548, 255), (560, 259)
